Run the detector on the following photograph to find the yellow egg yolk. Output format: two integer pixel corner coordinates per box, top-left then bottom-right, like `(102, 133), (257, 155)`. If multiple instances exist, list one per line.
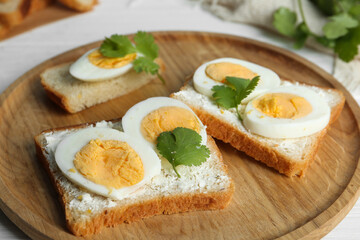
(73, 139), (144, 189)
(88, 49), (137, 69)
(141, 106), (201, 143)
(205, 62), (258, 83)
(253, 93), (312, 119)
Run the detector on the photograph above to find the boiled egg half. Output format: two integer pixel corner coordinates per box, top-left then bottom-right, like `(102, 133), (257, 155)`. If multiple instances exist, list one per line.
(243, 85), (330, 138)
(193, 58), (281, 103)
(69, 48), (137, 82)
(122, 97), (208, 148)
(55, 127), (161, 200)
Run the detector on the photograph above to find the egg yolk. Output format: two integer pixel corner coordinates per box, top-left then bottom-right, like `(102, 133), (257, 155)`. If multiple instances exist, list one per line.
(88, 49), (137, 69)
(253, 93), (312, 119)
(73, 139), (144, 189)
(205, 62), (258, 83)
(141, 106), (201, 143)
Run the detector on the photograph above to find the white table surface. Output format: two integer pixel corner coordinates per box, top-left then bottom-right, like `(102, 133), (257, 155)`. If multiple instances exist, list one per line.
(0, 0), (359, 239)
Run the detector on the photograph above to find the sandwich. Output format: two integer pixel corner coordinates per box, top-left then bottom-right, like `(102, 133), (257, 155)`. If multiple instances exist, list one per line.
(34, 97), (234, 236)
(0, 0), (31, 27)
(0, 0), (95, 40)
(0, 22), (8, 38)
(171, 58), (345, 176)
(29, 0), (54, 14)
(40, 31), (165, 113)
(0, 0), (53, 28)
(58, 0), (97, 12)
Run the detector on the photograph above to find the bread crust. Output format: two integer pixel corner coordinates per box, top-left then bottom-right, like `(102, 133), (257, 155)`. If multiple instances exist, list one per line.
(191, 106), (327, 176)
(171, 78), (345, 177)
(34, 120), (234, 236)
(68, 187), (234, 236)
(28, 0), (54, 14)
(40, 63), (75, 112)
(0, 0), (53, 39)
(58, 0), (98, 12)
(0, 0), (31, 27)
(0, 22), (9, 38)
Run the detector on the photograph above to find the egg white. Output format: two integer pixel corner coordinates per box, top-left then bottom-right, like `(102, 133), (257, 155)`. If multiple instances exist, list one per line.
(69, 48), (135, 82)
(242, 85), (331, 138)
(122, 97), (208, 149)
(193, 58), (281, 103)
(55, 127), (161, 200)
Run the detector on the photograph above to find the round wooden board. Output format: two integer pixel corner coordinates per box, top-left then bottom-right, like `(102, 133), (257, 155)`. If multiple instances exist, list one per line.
(0, 31), (359, 240)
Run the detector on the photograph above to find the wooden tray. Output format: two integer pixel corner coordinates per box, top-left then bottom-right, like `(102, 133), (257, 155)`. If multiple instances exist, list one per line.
(0, 31), (359, 240)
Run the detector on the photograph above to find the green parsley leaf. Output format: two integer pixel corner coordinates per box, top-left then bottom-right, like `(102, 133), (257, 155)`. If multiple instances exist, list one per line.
(274, 0), (360, 62)
(273, 7), (298, 37)
(335, 25), (360, 62)
(212, 85), (237, 109)
(99, 31), (165, 83)
(349, 5), (360, 20)
(315, 36), (336, 48)
(133, 57), (159, 74)
(335, 0), (357, 14)
(323, 13), (358, 39)
(212, 76), (260, 120)
(272, 8), (311, 49)
(100, 34), (136, 57)
(310, 0), (355, 16)
(310, 0), (337, 16)
(156, 127), (210, 178)
(133, 57), (165, 84)
(227, 76), (259, 105)
(293, 23), (310, 49)
(134, 31), (158, 60)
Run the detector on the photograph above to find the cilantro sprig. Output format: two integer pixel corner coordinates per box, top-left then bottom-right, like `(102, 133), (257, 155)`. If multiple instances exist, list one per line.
(211, 76), (260, 121)
(156, 127), (210, 178)
(100, 31), (164, 83)
(272, 0), (360, 62)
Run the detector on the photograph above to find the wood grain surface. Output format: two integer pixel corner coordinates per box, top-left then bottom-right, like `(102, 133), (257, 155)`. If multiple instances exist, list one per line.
(0, 31), (359, 240)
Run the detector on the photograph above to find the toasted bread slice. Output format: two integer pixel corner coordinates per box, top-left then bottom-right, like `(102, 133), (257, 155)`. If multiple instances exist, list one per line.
(171, 80), (345, 177)
(0, 0), (53, 39)
(0, 0), (30, 27)
(40, 59), (165, 113)
(29, 0), (54, 14)
(58, 0), (97, 12)
(34, 119), (234, 236)
(0, 21), (8, 37)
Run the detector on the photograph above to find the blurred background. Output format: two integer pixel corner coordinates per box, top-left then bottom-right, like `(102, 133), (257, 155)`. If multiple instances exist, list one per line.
(0, 0), (359, 239)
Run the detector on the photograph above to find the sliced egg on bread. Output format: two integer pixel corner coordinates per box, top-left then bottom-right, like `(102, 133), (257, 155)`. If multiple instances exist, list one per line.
(193, 58), (281, 103)
(122, 97), (207, 148)
(69, 48), (137, 82)
(55, 127), (161, 200)
(243, 85), (330, 138)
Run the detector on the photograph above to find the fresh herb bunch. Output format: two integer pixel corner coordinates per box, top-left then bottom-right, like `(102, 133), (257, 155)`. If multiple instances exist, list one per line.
(156, 127), (210, 178)
(273, 0), (360, 62)
(100, 31), (164, 83)
(211, 76), (260, 121)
